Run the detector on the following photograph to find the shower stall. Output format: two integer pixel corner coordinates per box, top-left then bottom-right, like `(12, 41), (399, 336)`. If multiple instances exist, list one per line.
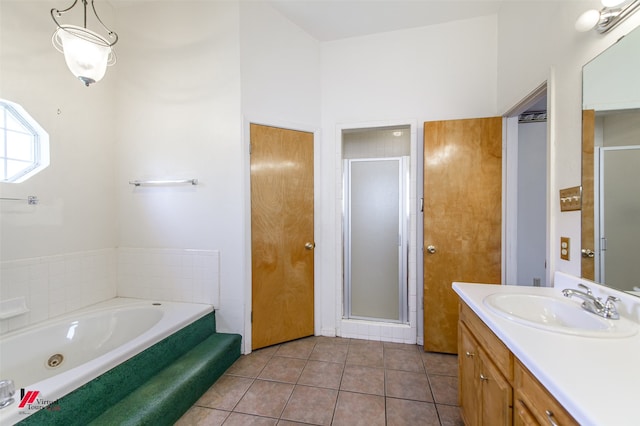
(342, 127), (410, 323)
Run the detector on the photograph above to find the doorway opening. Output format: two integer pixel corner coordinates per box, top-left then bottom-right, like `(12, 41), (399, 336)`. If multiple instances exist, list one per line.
(504, 83), (549, 287)
(342, 126), (410, 323)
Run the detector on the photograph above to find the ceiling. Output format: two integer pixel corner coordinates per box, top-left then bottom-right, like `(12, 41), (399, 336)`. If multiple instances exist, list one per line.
(267, 0), (506, 41)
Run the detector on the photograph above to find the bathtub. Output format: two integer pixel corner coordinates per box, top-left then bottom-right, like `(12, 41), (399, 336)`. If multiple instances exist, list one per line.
(0, 297), (212, 425)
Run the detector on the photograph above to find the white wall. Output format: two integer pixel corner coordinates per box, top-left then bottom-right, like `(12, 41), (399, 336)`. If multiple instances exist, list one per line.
(0, 1), (118, 329)
(114, 1), (243, 335)
(320, 15), (498, 341)
(0, 1), (117, 260)
(496, 1), (640, 282)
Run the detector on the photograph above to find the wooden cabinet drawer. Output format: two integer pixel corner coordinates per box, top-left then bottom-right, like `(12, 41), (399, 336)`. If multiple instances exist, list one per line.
(514, 360), (578, 426)
(460, 302), (513, 382)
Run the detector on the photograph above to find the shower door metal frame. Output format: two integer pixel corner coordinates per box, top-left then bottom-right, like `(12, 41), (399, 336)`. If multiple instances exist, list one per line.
(343, 156), (409, 323)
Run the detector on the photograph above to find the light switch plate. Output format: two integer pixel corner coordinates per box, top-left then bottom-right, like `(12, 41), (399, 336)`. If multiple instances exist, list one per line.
(559, 186), (582, 211)
(561, 237), (570, 261)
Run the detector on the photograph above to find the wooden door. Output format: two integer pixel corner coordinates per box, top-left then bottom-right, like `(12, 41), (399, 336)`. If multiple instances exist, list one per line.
(250, 124), (315, 350)
(424, 117), (502, 353)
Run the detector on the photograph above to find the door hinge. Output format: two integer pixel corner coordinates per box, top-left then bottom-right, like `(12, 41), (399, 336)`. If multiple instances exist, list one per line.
(251, 311), (253, 323)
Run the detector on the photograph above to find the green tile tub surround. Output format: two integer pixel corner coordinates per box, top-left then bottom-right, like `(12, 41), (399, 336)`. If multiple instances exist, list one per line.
(18, 311), (222, 425)
(90, 333), (241, 425)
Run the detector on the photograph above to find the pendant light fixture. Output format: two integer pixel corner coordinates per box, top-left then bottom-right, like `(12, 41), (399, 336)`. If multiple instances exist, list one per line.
(51, 0), (118, 86)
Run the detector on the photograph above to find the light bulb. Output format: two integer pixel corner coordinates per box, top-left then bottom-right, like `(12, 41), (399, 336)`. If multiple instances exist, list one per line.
(575, 9), (602, 32)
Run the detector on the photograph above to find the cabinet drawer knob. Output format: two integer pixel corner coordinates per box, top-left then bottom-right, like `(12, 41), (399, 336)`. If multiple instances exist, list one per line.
(545, 410), (559, 426)
(465, 351), (475, 358)
(479, 374), (489, 381)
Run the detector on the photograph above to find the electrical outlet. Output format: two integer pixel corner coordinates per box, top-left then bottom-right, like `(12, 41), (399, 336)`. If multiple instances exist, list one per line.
(560, 237), (570, 261)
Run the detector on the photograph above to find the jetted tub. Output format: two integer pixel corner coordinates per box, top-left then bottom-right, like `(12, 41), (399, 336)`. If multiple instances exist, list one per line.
(0, 298), (212, 425)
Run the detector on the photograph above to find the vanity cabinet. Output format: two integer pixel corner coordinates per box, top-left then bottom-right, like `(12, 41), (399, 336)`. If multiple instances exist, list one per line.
(459, 303), (513, 425)
(459, 301), (578, 426)
(514, 360), (578, 426)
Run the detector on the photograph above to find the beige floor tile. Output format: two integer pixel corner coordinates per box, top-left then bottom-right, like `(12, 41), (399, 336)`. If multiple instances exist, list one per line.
(385, 368), (433, 402)
(386, 397), (440, 426)
(423, 352), (459, 377)
(437, 404), (464, 426)
(226, 352), (272, 378)
(332, 391), (385, 426)
(223, 412), (279, 425)
(175, 406), (229, 426)
(275, 338), (317, 359)
(185, 336), (460, 426)
(340, 364), (385, 396)
(383, 342), (419, 352)
(258, 356), (307, 383)
(309, 342), (349, 363)
(429, 374), (458, 405)
(281, 385), (338, 425)
(234, 379), (294, 418)
(346, 345), (384, 368)
(195, 375), (253, 410)
(297, 360), (344, 389)
(384, 347), (424, 372)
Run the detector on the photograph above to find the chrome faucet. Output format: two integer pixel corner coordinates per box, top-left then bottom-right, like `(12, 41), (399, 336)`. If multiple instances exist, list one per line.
(562, 283), (620, 319)
(0, 379), (15, 409)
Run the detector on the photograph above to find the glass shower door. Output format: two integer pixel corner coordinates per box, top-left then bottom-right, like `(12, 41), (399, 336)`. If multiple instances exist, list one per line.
(344, 157), (408, 322)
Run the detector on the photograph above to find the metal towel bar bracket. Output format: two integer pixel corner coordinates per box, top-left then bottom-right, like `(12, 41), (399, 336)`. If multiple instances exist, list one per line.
(129, 179), (198, 187)
(0, 196), (39, 205)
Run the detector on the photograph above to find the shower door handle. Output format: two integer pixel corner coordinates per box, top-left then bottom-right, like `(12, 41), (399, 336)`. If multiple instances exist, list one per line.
(426, 245), (437, 254)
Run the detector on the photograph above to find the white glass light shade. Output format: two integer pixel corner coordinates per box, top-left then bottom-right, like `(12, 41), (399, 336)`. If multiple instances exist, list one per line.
(53, 26), (114, 86)
(575, 9), (602, 32)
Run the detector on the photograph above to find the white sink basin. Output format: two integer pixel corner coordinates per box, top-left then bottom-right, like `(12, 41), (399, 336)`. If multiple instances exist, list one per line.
(483, 293), (638, 338)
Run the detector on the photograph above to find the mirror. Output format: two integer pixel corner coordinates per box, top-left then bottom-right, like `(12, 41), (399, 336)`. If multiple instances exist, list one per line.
(582, 25), (640, 294)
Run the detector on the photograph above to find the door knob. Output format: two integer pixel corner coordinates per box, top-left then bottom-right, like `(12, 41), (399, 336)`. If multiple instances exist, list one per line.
(426, 245), (436, 254)
(305, 242), (315, 250)
(581, 248), (595, 258)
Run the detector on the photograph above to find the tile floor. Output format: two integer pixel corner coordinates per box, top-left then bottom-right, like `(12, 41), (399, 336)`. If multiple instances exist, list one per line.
(176, 336), (463, 425)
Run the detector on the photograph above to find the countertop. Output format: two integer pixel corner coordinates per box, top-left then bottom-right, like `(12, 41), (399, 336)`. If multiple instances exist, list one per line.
(453, 275), (640, 426)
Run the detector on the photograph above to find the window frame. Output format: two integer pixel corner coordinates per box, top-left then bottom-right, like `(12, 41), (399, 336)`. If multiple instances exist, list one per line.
(0, 99), (50, 183)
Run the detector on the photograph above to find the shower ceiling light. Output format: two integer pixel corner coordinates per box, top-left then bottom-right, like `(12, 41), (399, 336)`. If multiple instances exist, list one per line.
(575, 0), (640, 33)
(51, 0), (118, 86)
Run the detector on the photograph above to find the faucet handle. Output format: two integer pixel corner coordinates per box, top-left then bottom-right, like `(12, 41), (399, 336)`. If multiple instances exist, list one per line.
(0, 379), (15, 408)
(605, 295), (620, 306)
(603, 296), (621, 319)
(578, 283), (592, 295)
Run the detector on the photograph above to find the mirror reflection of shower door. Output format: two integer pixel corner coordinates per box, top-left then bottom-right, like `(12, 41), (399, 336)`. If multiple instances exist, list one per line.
(599, 146), (640, 291)
(344, 157), (409, 322)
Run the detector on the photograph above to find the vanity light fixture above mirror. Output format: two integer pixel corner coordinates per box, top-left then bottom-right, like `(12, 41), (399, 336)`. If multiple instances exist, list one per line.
(576, 0), (640, 33)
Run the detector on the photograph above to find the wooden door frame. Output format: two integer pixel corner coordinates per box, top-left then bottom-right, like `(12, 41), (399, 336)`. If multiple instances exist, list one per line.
(502, 81), (551, 288)
(243, 118), (320, 354)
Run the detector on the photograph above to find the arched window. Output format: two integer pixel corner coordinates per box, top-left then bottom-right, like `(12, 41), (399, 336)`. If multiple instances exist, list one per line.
(0, 99), (50, 183)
